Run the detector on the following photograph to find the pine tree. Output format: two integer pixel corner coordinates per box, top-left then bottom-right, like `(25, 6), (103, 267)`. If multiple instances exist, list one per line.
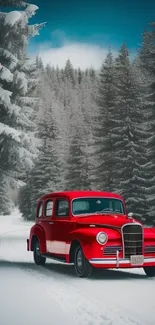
(0, 1), (45, 214)
(19, 77), (64, 220)
(63, 65), (98, 190)
(0, 50), (22, 213)
(113, 42), (147, 219)
(92, 49), (116, 191)
(77, 68), (98, 189)
(138, 26), (155, 224)
(64, 128), (91, 190)
(0, 174), (12, 215)
(77, 67), (84, 84)
(0, 0), (26, 7)
(18, 182), (32, 220)
(64, 59), (76, 85)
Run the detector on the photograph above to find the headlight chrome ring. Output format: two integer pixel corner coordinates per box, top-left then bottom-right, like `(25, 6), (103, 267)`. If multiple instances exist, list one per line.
(96, 232), (108, 245)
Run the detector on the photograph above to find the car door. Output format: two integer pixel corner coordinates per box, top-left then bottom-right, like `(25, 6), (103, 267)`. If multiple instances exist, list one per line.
(51, 198), (73, 258)
(41, 198), (55, 254)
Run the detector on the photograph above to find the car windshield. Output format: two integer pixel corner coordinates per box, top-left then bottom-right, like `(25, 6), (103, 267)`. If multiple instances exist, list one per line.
(72, 197), (125, 216)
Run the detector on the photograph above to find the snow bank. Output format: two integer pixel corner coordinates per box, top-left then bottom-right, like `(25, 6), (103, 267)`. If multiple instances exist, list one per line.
(4, 11), (22, 26)
(0, 207), (33, 237)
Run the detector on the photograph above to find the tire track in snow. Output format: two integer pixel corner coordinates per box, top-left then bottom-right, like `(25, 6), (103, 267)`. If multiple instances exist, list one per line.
(0, 233), (154, 325)
(19, 265), (151, 325)
(1, 257), (149, 325)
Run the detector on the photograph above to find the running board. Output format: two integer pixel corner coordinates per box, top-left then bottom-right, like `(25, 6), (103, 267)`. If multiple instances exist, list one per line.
(41, 254), (66, 263)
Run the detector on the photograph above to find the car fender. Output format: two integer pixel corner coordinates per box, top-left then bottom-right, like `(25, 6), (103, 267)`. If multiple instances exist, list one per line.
(29, 224), (46, 254)
(151, 228), (155, 235)
(68, 227), (121, 261)
(144, 227), (155, 239)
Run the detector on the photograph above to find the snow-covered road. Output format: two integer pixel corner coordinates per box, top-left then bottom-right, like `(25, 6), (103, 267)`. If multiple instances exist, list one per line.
(0, 209), (155, 325)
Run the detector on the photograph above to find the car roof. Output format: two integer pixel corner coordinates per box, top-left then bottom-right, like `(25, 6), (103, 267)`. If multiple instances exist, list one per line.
(39, 190), (124, 201)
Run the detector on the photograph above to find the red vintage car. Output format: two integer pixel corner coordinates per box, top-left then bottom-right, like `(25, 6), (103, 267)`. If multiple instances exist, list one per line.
(27, 190), (155, 277)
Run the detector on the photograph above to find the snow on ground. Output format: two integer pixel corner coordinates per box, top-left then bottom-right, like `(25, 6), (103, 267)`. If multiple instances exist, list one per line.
(0, 209), (155, 325)
(0, 207), (32, 238)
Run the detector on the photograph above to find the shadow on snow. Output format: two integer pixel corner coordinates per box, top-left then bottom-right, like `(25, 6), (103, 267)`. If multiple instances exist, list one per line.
(0, 259), (148, 280)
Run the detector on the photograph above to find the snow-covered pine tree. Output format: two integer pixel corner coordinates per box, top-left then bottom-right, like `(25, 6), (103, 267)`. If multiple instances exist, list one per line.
(0, 0), (26, 7)
(18, 57), (45, 220)
(18, 180), (31, 220)
(138, 26), (155, 224)
(63, 64), (98, 190)
(20, 95), (63, 220)
(63, 126), (91, 190)
(15, 59), (41, 183)
(92, 49), (116, 191)
(77, 67), (84, 84)
(77, 68), (98, 190)
(0, 3), (23, 214)
(113, 42), (147, 219)
(0, 1), (45, 214)
(19, 61), (69, 220)
(64, 59), (76, 85)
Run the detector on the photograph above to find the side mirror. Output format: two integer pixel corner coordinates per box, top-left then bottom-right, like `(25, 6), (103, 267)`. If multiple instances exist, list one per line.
(128, 212), (134, 218)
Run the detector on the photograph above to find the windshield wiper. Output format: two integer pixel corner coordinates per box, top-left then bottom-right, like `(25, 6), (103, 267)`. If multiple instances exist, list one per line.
(95, 209), (124, 215)
(95, 208), (114, 214)
(73, 213), (96, 217)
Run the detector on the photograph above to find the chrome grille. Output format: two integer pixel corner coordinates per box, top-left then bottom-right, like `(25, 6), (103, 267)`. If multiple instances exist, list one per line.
(104, 246), (122, 256)
(144, 246), (155, 254)
(122, 224), (143, 258)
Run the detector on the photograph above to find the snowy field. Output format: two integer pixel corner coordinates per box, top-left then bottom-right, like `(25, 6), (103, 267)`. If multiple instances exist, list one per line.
(0, 209), (155, 325)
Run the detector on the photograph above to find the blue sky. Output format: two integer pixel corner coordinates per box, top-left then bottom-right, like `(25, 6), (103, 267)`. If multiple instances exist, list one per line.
(28, 0), (155, 68)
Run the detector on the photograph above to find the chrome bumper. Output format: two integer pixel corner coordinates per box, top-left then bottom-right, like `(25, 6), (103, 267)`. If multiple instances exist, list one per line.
(89, 257), (155, 265)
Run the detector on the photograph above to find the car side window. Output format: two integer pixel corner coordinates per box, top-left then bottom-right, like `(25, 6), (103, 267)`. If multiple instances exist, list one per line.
(45, 200), (53, 217)
(56, 199), (69, 217)
(37, 202), (43, 218)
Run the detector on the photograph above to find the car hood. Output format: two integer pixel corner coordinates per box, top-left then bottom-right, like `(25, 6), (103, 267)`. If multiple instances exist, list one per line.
(76, 214), (141, 229)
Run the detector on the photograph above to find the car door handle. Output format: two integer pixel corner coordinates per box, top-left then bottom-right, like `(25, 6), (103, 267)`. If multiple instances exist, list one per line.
(49, 222), (54, 224)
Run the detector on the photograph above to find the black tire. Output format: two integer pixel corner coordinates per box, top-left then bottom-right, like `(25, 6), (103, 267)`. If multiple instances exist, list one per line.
(74, 245), (92, 278)
(33, 238), (46, 266)
(143, 266), (155, 277)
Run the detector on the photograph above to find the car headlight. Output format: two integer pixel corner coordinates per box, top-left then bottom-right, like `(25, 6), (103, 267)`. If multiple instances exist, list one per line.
(96, 232), (108, 245)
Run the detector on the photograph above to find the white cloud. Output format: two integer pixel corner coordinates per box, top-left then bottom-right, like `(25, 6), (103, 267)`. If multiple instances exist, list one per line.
(36, 41), (118, 70)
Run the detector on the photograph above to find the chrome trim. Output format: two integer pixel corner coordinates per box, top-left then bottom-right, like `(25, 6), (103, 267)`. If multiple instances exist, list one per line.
(116, 250), (119, 268)
(104, 246), (122, 256)
(89, 257), (155, 265)
(96, 232), (108, 245)
(121, 222), (143, 258)
(144, 246), (155, 254)
(71, 196), (125, 216)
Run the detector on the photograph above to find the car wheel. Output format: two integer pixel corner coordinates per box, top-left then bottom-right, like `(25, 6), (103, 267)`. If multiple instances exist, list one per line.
(33, 238), (46, 266)
(143, 266), (155, 277)
(74, 245), (92, 278)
